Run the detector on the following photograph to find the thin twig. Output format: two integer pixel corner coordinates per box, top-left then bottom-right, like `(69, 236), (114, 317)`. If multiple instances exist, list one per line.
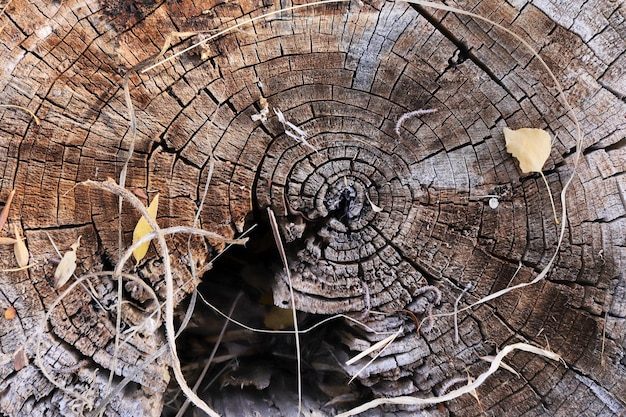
(196, 290), (391, 336)
(439, 376), (468, 396)
(0, 189), (15, 231)
(119, 30), (208, 258)
(506, 261), (523, 288)
(394, 108), (437, 138)
(141, 0), (351, 74)
(539, 171), (560, 225)
(83, 179), (222, 417)
(267, 207), (302, 416)
(398, 0), (584, 318)
(0, 104), (40, 125)
(209, 223), (258, 267)
(175, 293), (242, 417)
(601, 310), (607, 368)
(337, 343), (562, 416)
(454, 283), (472, 343)
(345, 327), (403, 384)
(399, 0), (583, 282)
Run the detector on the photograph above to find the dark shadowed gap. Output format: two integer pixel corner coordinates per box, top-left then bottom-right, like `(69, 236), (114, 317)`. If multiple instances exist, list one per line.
(163, 221), (365, 416)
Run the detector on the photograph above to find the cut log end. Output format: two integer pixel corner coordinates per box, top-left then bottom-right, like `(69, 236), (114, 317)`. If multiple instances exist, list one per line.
(0, 0), (623, 416)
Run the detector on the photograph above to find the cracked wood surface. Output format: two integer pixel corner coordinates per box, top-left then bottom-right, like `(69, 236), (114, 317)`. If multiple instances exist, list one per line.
(0, 0), (624, 416)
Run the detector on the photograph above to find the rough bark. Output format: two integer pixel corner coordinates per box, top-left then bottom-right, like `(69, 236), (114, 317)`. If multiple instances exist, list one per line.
(0, 0), (624, 416)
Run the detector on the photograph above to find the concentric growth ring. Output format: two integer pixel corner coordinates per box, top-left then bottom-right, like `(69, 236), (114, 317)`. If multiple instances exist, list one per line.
(257, 114), (428, 314)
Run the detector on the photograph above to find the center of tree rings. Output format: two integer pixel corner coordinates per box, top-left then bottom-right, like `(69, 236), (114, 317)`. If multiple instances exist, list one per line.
(257, 122), (426, 315)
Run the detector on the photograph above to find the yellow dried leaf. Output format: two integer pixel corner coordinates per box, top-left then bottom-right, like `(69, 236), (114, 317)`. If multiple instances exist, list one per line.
(4, 306), (16, 320)
(13, 225), (28, 268)
(503, 127), (552, 173)
(504, 127), (559, 225)
(264, 306), (295, 330)
(53, 236), (81, 288)
(132, 193), (159, 263)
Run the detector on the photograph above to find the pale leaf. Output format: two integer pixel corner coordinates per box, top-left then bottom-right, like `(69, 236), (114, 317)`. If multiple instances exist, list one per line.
(132, 193), (160, 263)
(503, 127), (552, 173)
(503, 127), (560, 224)
(365, 192), (383, 213)
(53, 236), (81, 288)
(263, 306), (295, 330)
(13, 224), (29, 268)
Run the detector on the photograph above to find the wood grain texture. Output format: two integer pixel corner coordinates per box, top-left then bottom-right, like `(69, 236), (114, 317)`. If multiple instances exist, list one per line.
(0, 0), (624, 416)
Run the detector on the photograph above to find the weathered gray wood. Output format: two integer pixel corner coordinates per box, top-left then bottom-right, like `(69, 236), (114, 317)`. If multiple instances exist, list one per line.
(0, 0), (624, 416)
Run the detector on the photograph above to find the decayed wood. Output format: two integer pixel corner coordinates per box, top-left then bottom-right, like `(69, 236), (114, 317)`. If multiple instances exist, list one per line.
(0, 0), (624, 416)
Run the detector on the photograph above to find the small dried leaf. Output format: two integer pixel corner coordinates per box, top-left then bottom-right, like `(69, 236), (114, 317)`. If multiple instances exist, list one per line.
(264, 306), (294, 330)
(13, 347), (28, 371)
(130, 188), (148, 200)
(53, 236), (81, 288)
(4, 306), (16, 320)
(13, 225), (29, 268)
(503, 127), (552, 173)
(503, 127), (559, 224)
(132, 193), (160, 263)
